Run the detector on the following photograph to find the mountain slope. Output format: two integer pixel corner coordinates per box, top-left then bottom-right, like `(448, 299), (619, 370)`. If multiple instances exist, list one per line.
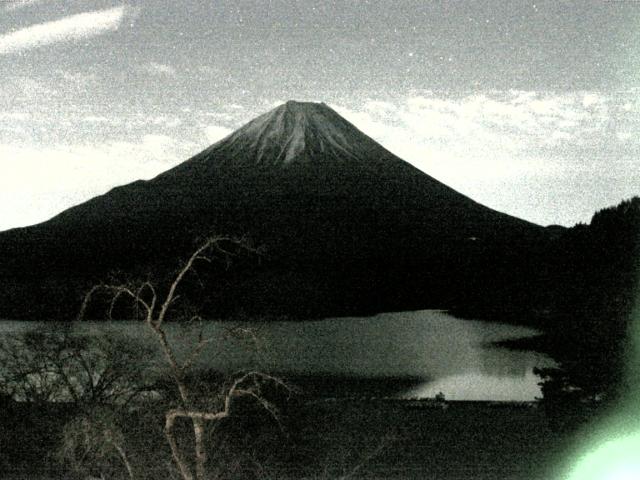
(0, 101), (551, 320)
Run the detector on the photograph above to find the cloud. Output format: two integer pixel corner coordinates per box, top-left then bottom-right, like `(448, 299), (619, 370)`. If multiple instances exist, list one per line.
(332, 91), (639, 226)
(204, 125), (232, 143)
(338, 91), (619, 169)
(142, 62), (177, 76)
(0, 6), (127, 55)
(3, 0), (43, 11)
(0, 135), (194, 230)
(140, 134), (176, 158)
(81, 115), (115, 124)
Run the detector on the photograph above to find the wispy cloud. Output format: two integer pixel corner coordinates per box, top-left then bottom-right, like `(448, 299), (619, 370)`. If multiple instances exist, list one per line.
(0, 135), (193, 230)
(204, 125), (232, 143)
(334, 91), (619, 178)
(333, 91), (639, 225)
(142, 62), (177, 76)
(0, 6), (128, 55)
(3, 0), (43, 11)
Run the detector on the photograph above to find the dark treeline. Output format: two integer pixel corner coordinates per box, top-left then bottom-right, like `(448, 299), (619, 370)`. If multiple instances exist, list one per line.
(537, 197), (640, 404)
(490, 197), (640, 405)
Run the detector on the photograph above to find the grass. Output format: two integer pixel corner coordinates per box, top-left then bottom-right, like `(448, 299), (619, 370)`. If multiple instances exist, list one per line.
(0, 393), (598, 479)
(276, 398), (592, 479)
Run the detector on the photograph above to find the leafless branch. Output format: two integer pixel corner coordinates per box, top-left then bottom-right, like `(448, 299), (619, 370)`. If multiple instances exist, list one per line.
(181, 337), (216, 373)
(76, 236), (272, 480)
(337, 434), (395, 480)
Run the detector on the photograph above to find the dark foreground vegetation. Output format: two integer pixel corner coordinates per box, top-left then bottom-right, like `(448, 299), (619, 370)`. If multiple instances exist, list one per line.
(0, 384), (596, 480)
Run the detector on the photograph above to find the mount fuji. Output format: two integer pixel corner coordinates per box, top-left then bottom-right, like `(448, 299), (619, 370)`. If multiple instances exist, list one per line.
(0, 101), (552, 320)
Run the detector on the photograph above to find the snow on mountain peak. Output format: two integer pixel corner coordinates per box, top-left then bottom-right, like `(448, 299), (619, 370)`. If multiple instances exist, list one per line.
(214, 101), (379, 167)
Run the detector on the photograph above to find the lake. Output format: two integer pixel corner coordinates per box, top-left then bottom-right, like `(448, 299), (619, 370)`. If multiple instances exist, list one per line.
(0, 310), (553, 401)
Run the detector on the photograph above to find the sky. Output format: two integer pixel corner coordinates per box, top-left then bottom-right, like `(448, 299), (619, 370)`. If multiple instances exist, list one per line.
(0, 0), (639, 230)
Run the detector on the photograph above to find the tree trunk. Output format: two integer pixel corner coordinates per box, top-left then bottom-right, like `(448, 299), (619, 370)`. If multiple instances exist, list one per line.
(111, 440), (136, 480)
(165, 413), (194, 480)
(193, 418), (208, 480)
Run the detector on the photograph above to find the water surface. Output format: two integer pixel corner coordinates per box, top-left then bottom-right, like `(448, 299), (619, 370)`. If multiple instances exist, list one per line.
(0, 310), (553, 401)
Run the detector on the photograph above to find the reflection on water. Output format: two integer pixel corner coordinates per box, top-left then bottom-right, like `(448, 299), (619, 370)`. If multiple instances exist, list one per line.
(404, 344), (550, 401)
(404, 371), (545, 401)
(0, 310), (553, 401)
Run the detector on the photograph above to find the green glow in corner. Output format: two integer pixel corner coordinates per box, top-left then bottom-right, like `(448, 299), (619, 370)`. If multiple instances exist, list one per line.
(565, 290), (640, 480)
(567, 432), (640, 480)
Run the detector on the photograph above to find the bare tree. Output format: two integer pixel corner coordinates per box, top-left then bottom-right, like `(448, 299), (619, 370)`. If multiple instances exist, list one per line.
(0, 327), (157, 479)
(0, 327), (153, 405)
(79, 236), (289, 480)
(59, 407), (136, 480)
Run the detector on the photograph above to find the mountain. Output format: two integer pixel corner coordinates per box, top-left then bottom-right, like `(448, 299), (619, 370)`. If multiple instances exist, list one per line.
(0, 101), (553, 320)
